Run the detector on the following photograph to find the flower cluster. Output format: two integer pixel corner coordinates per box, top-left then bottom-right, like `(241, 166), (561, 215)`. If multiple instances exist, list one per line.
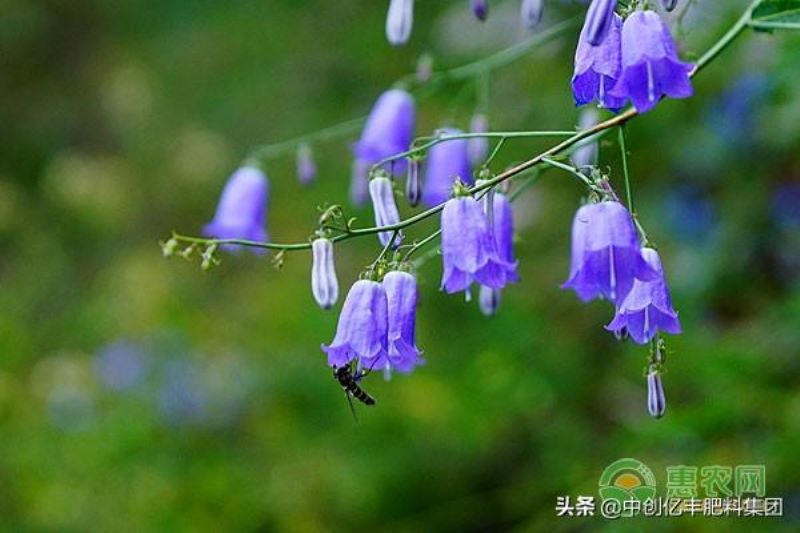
(573, 2), (694, 113)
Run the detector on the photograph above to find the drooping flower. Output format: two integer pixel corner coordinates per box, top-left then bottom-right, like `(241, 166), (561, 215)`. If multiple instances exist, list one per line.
(296, 143), (316, 186)
(353, 89), (415, 178)
(422, 129), (472, 207)
(441, 195), (517, 295)
(646, 370), (666, 418)
(406, 157), (422, 207)
(369, 176), (404, 248)
(608, 10), (694, 114)
(383, 271), (424, 372)
(571, 108), (599, 170)
(471, 0), (488, 21)
(311, 237), (339, 310)
(204, 166), (269, 247)
(350, 159), (370, 207)
(562, 201), (657, 303)
(477, 191), (518, 314)
(467, 113), (489, 166)
(386, 0), (414, 46)
(520, 0), (544, 30)
(661, 0), (678, 12)
(605, 247), (682, 344)
(572, 12), (627, 111)
(479, 285), (501, 316)
(322, 280), (389, 368)
(583, 0), (618, 46)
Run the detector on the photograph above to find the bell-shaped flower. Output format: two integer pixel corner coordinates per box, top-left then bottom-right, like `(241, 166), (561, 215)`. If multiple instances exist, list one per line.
(572, 12), (627, 111)
(562, 201), (657, 303)
(383, 271), (424, 373)
(520, 0), (544, 30)
(477, 191), (518, 314)
(296, 143), (316, 186)
(647, 369), (666, 418)
(386, 0), (414, 46)
(322, 280), (389, 368)
(471, 0), (488, 21)
(605, 247), (682, 344)
(203, 166), (269, 248)
(583, 0), (618, 46)
(422, 129), (472, 207)
(467, 113), (489, 166)
(311, 237), (339, 310)
(608, 10), (693, 114)
(353, 89), (415, 178)
(369, 176), (404, 248)
(441, 195), (517, 295)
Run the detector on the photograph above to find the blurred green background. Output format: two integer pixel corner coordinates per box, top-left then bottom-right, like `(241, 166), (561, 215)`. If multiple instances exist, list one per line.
(1, 0), (799, 530)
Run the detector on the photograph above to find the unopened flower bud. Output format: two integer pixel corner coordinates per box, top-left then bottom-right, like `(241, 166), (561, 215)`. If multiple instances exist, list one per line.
(311, 238), (339, 310)
(468, 113), (490, 166)
(520, 0), (544, 30)
(406, 157), (422, 207)
(296, 143), (316, 186)
(471, 0), (488, 21)
(647, 370), (666, 419)
(369, 177), (404, 248)
(386, 0), (414, 46)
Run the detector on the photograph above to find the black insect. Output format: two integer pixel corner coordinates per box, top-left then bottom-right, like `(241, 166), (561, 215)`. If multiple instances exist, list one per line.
(333, 363), (376, 421)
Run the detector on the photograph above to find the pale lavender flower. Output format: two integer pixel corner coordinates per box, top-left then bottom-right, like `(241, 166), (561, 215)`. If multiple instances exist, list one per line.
(406, 157), (422, 207)
(383, 271), (424, 372)
(296, 143), (316, 186)
(322, 280), (389, 368)
(584, 0), (618, 46)
(203, 166), (269, 248)
(478, 191), (518, 314)
(350, 159), (370, 207)
(311, 238), (339, 310)
(647, 370), (666, 418)
(353, 89), (415, 178)
(572, 12), (627, 111)
(520, 0), (544, 29)
(386, 0), (414, 46)
(369, 176), (404, 248)
(479, 286), (501, 316)
(467, 113), (490, 166)
(606, 247), (682, 344)
(422, 129), (472, 207)
(441, 195), (517, 295)
(609, 10), (694, 114)
(571, 108), (599, 169)
(562, 201), (657, 303)
(472, 0), (488, 21)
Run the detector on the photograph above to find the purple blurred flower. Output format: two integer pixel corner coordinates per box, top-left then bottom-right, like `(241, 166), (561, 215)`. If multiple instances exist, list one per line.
(562, 201), (657, 303)
(369, 176), (404, 248)
(479, 285), (501, 316)
(94, 340), (148, 391)
(353, 89), (415, 177)
(472, 0), (489, 21)
(571, 108), (599, 169)
(609, 10), (693, 114)
(441, 195), (517, 295)
(647, 370), (666, 418)
(383, 271), (424, 373)
(584, 0), (617, 46)
(422, 129), (472, 207)
(350, 159), (370, 207)
(322, 280), (389, 368)
(296, 143), (316, 186)
(707, 73), (770, 148)
(311, 237), (339, 310)
(772, 183), (800, 230)
(606, 248), (682, 344)
(203, 167), (269, 247)
(520, 0), (545, 29)
(386, 0), (414, 46)
(490, 192), (519, 278)
(572, 12), (626, 111)
(159, 359), (208, 427)
(467, 113), (490, 166)
(406, 157), (422, 207)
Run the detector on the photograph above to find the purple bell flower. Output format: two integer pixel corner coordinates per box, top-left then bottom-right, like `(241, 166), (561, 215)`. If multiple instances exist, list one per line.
(472, 0), (489, 21)
(386, 0), (414, 46)
(441, 195), (517, 295)
(478, 191), (518, 314)
(353, 89), (415, 177)
(203, 166), (269, 248)
(350, 159), (370, 207)
(311, 237), (339, 310)
(383, 271), (424, 372)
(422, 129), (472, 207)
(583, 0), (618, 46)
(467, 113), (490, 166)
(296, 143), (316, 186)
(369, 176), (404, 248)
(606, 247), (682, 344)
(608, 10), (694, 114)
(646, 370), (666, 418)
(572, 12), (627, 111)
(562, 201), (658, 303)
(520, 0), (544, 30)
(322, 280), (389, 368)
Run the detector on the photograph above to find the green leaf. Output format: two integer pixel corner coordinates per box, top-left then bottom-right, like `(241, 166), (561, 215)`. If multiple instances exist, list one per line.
(750, 0), (800, 31)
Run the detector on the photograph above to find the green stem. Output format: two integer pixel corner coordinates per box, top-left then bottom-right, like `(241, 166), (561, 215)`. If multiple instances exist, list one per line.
(692, 0), (762, 76)
(618, 124), (634, 213)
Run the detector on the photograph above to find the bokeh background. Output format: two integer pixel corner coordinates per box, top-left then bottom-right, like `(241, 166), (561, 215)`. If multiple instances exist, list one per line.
(1, 0), (799, 530)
